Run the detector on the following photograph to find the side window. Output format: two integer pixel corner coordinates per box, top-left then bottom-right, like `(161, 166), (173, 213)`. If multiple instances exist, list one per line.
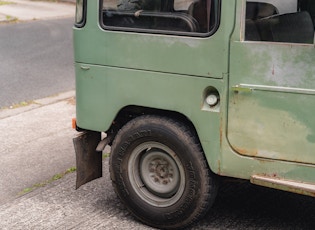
(101, 0), (220, 36)
(245, 0), (315, 44)
(75, 0), (86, 27)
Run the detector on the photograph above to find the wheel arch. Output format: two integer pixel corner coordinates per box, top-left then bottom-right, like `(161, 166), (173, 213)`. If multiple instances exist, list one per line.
(108, 105), (200, 146)
(106, 105), (221, 176)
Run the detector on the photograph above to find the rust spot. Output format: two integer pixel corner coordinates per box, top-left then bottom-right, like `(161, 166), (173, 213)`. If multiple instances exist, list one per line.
(233, 146), (258, 156)
(260, 173), (279, 178)
(220, 116), (223, 146)
(217, 159), (221, 175)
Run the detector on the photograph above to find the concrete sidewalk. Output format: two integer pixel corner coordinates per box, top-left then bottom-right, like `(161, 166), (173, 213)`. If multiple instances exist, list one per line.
(0, 92), (153, 229)
(0, 91), (76, 204)
(0, 0), (75, 23)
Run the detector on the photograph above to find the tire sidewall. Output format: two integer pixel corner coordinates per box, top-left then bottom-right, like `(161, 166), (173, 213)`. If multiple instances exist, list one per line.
(110, 117), (212, 228)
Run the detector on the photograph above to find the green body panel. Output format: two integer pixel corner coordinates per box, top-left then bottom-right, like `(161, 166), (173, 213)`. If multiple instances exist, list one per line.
(74, 1), (233, 78)
(75, 63), (223, 172)
(74, 0), (236, 174)
(74, 0), (315, 186)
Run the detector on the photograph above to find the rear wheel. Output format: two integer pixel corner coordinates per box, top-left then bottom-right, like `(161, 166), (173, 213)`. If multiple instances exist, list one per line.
(110, 115), (218, 229)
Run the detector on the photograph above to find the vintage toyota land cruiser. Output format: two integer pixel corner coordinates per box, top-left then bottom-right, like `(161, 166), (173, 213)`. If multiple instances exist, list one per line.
(73, 0), (315, 228)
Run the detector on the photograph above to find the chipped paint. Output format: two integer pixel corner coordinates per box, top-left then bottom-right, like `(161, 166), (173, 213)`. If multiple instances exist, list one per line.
(233, 146), (258, 156)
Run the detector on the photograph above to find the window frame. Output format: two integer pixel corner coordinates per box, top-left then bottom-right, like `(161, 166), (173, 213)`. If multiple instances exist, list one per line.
(75, 0), (87, 28)
(99, 0), (221, 37)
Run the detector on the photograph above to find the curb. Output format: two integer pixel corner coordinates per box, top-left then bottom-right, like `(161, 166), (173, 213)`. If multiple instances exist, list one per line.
(0, 90), (75, 119)
(0, 14), (17, 23)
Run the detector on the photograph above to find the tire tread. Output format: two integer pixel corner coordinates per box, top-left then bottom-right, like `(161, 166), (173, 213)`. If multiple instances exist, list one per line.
(110, 115), (218, 229)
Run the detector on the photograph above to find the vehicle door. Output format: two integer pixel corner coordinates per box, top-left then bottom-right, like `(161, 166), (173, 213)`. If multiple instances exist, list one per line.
(228, 0), (315, 165)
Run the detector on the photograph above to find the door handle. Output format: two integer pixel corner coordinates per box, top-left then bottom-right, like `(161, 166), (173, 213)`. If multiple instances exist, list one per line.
(80, 65), (90, 70)
(232, 85), (252, 93)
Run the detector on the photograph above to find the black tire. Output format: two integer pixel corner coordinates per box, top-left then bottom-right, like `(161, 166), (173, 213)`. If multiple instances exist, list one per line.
(110, 115), (218, 229)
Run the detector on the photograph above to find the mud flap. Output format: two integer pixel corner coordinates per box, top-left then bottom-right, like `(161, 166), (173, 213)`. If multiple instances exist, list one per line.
(73, 131), (102, 189)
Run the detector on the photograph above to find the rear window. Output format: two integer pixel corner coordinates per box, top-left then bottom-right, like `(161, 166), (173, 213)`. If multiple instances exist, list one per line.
(100, 0), (221, 37)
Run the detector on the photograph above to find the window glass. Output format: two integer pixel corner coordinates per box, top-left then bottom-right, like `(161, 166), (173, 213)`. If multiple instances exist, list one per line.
(245, 0), (315, 44)
(101, 0), (220, 36)
(75, 0), (85, 26)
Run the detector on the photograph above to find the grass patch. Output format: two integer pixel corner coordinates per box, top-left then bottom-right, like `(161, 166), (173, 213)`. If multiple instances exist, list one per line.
(103, 152), (110, 159)
(18, 154), (109, 196)
(1, 100), (35, 110)
(0, 1), (14, 5)
(0, 15), (18, 24)
(12, 101), (32, 108)
(18, 166), (77, 196)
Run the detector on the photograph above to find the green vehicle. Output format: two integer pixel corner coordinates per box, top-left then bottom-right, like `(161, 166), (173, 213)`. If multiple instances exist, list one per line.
(73, 0), (315, 228)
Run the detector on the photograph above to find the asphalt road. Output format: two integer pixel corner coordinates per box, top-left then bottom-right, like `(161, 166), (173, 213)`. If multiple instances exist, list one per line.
(0, 17), (74, 107)
(0, 158), (315, 229)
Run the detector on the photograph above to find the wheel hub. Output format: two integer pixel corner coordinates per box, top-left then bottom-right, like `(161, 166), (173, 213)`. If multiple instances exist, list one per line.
(141, 150), (180, 198)
(150, 159), (173, 184)
(128, 142), (185, 207)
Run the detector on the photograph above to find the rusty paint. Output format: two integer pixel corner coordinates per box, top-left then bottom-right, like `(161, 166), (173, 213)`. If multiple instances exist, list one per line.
(217, 159), (221, 175)
(233, 146), (258, 156)
(260, 173), (279, 178)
